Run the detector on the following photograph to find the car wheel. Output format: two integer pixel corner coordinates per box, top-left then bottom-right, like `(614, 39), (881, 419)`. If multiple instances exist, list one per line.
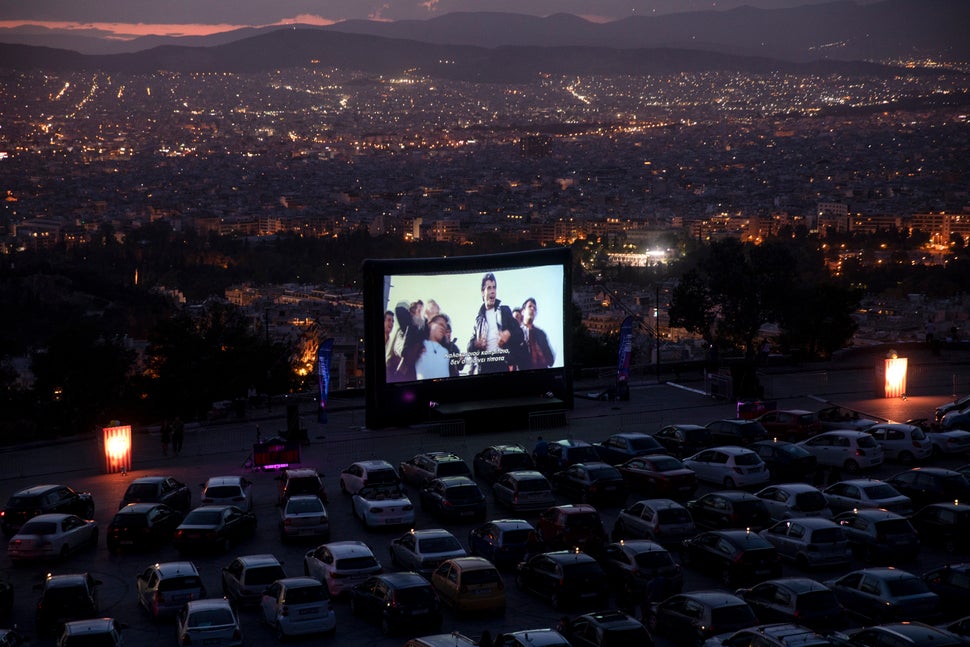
(898, 451), (914, 465)
(843, 459), (860, 474)
(723, 477), (737, 489)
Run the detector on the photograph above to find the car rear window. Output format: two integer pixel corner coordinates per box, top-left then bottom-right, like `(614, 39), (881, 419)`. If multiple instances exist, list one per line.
(794, 491), (828, 511)
(204, 486), (241, 498)
(336, 555), (379, 570)
(630, 437), (660, 451)
(286, 498), (324, 514)
(394, 585), (436, 605)
(656, 508), (692, 524)
(366, 469), (399, 484)
(437, 462), (470, 477)
(501, 529), (532, 544)
(187, 608), (235, 627)
(183, 510), (222, 525)
(418, 536), (462, 553)
(733, 453), (761, 466)
(809, 527), (845, 543)
(111, 514), (148, 528)
(125, 483), (158, 499)
(856, 435), (878, 449)
(446, 486), (482, 501)
(711, 604), (756, 625)
(862, 484), (899, 499)
(6, 495), (42, 508)
(285, 584), (327, 604)
(158, 576), (202, 591)
(651, 457), (686, 472)
(887, 577), (930, 596)
(515, 478), (549, 492)
(876, 519), (915, 535)
(245, 565), (286, 586)
(633, 551), (675, 569)
(796, 590), (840, 611)
(19, 521), (57, 534)
(62, 633), (118, 647)
(461, 569), (500, 585)
(588, 466), (621, 480)
(286, 478), (322, 495)
(564, 513), (601, 528)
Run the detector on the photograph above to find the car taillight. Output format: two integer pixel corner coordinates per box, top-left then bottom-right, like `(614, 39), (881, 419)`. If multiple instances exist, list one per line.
(733, 467), (744, 474)
(403, 505), (413, 511)
(329, 571), (347, 579)
(443, 500), (453, 507)
(913, 440), (921, 447)
(856, 449), (866, 456)
(231, 629), (241, 640)
(155, 592), (165, 604)
(284, 518), (292, 526)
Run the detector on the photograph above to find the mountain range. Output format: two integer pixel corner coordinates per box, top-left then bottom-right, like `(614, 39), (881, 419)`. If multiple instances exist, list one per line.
(0, 0), (966, 82)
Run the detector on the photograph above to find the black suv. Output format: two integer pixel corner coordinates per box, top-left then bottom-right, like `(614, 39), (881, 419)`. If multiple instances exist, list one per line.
(886, 467), (970, 510)
(705, 419), (770, 446)
(2, 484), (94, 537)
(516, 550), (609, 610)
(349, 572), (442, 636)
(473, 444), (535, 483)
(34, 573), (101, 636)
(686, 491), (773, 531)
(119, 476), (191, 512)
(831, 623), (967, 647)
(560, 609), (651, 646)
(277, 468), (328, 505)
(535, 439), (602, 475)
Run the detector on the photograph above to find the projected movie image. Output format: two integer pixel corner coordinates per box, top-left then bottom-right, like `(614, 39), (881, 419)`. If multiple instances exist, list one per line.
(383, 266), (565, 383)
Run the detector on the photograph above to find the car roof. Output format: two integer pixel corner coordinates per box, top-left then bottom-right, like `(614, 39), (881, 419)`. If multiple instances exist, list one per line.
(705, 445), (757, 455)
(283, 468), (320, 478)
(610, 432), (653, 439)
(11, 484), (62, 496)
(851, 567), (917, 580)
(204, 476), (246, 486)
(421, 451), (464, 461)
(830, 478), (887, 488)
(761, 577), (832, 594)
(610, 539), (666, 553)
(321, 540), (376, 557)
(676, 590), (746, 605)
(835, 508), (905, 520)
(186, 598), (234, 611)
(550, 439), (592, 447)
(487, 519), (536, 530)
(130, 475), (169, 484)
(781, 517), (840, 529)
(504, 628), (572, 646)
(375, 572), (432, 588)
(62, 618), (117, 634)
(571, 461), (615, 470)
(352, 459), (396, 469)
(542, 550), (598, 564)
(636, 498), (688, 510)
(921, 502), (970, 512)
(409, 528), (457, 539)
(445, 556), (497, 571)
(737, 623), (827, 645)
(766, 483), (822, 493)
(895, 467), (962, 477)
(551, 504), (599, 514)
(188, 505), (235, 513)
(705, 530), (774, 547)
(153, 561), (201, 577)
(505, 471), (548, 481)
(576, 609), (642, 627)
(45, 573), (91, 587)
(854, 623), (958, 642)
(815, 430), (871, 438)
(116, 503), (163, 513)
(24, 513), (76, 523)
(277, 576), (322, 589)
(489, 444), (527, 453)
(661, 424), (708, 431)
(703, 490), (759, 501)
(435, 476), (478, 487)
(233, 554), (282, 567)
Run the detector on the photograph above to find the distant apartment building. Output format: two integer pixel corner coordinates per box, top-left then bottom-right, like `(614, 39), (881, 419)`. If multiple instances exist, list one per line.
(816, 202), (849, 234)
(910, 212), (970, 246)
(849, 214), (905, 234)
(12, 217), (64, 250)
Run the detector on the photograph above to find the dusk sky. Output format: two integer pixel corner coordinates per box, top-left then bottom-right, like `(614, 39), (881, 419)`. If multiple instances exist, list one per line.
(0, 0), (877, 39)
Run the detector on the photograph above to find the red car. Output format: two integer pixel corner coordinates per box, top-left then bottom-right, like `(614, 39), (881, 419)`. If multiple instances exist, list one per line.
(535, 504), (608, 556)
(616, 454), (698, 499)
(756, 409), (821, 441)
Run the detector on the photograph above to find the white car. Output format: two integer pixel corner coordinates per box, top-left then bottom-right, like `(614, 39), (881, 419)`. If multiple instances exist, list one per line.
(351, 484), (415, 529)
(339, 459), (400, 495)
(7, 513), (98, 563)
(754, 483), (833, 521)
(260, 576), (336, 639)
(797, 431), (884, 473)
(200, 475), (253, 511)
(175, 599), (242, 647)
(57, 618), (124, 647)
(304, 540), (383, 598)
(388, 529), (467, 578)
(867, 423), (933, 464)
(823, 479), (913, 515)
(925, 429), (970, 456)
(682, 446), (770, 488)
(279, 495), (329, 542)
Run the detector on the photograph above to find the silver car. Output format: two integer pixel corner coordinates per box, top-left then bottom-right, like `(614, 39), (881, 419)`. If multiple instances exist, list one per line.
(823, 479), (913, 515)
(754, 484), (832, 521)
(868, 423), (933, 464)
(492, 470), (555, 512)
(260, 577), (336, 639)
(175, 599), (242, 647)
(612, 498), (695, 546)
(759, 518), (852, 568)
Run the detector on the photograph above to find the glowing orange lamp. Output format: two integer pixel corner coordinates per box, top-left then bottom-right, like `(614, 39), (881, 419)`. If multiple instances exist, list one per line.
(102, 424), (132, 474)
(884, 354), (907, 398)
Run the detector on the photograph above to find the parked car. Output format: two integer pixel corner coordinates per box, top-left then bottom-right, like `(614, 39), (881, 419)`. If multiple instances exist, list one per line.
(107, 502), (182, 553)
(653, 424), (712, 458)
(339, 459), (400, 495)
(0, 629), (28, 647)
(399, 451), (471, 488)
(350, 572), (442, 636)
(418, 476), (487, 521)
(816, 406), (878, 431)
(886, 467), (970, 509)
(172, 505), (257, 553)
(909, 501), (970, 552)
(276, 467), (328, 505)
(706, 419), (770, 446)
(833, 508), (920, 563)
(652, 591), (758, 646)
(389, 529), (467, 578)
(560, 609), (651, 647)
(755, 484), (832, 521)
(431, 556), (506, 615)
(351, 484), (416, 529)
(135, 561), (206, 620)
(830, 622), (967, 647)
(221, 553), (287, 607)
(175, 599), (242, 647)
(759, 518), (852, 569)
(682, 529), (782, 586)
(535, 504), (609, 554)
(825, 567), (940, 623)
(472, 445), (536, 483)
(924, 429), (970, 456)
(199, 475), (253, 512)
(119, 475), (191, 511)
(278, 494), (329, 542)
(683, 446), (770, 489)
(259, 576), (336, 639)
(492, 470), (555, 513)
(756, 409), (822, 441)
(594, 432), (667, 465)
(714, 623), (833, 647)
(616, 454), (698, 498)
(748, 439), (818, 482)
(868, 423), (933, 464)
(612, 498), (695, 545)
(735, 577), (845, 633)
(535, 439), (602, 475)
(823, 479), (913, 515)
(304, 540), (383, 599)
(57, 618), (124, 647)
(935, 394), (970, 423)
(551, 462), (628, 506)
(8, 513), (99, 563)
(467, 518), (536, 569)
(686, 491), (773, 531)
(34, 572), (101, 636)
(2, 484), (94, 537)
(941, 409), (970, 431)
(797, 431), (884, 473)
(923, 563), (970, 620)
(600, 539), (683, 594)
(515, 550), (609, 610)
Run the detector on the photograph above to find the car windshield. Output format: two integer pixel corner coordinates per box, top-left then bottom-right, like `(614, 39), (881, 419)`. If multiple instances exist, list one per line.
(501, 529), (532, 544)
(711, 604), (757, 625)
(503, 454), (534, 470)
(588, 467), (621, 480)
(630, 437), (659, 451)
(125, 483), (158, 499)
(158, 576), (202, 591)
(887, 577), (931, 597)
(733, 453), (761, 466)
(187, 608), (235, 628)
(564, 513), (601, 529)
(796, 590), (840, 611)
(515, 479), (549, 492)
(437, 462), (470, 477)
(876, 519), (914, 535)
(651, 457), (686, 472)
(336, 556), (379, 570)
(418, 536), (462, 553)
(394, 586), (436, 605)
(446, 486), (482, 501)
(862, 484), (898, 499)
(19, 521), (56, 534)
(570, 447), (601, 462)
(245, 565), (286, 585)
(285, 585), (326, 603)
(810, 527), (845, 543)
(656, 508), (692, 524)
(182, 511), (222, 525)
(794, 491), (828, 511)
(634, 551), (675, 568)
(204, 486), (241, 498)
(286, 498), (324, 514)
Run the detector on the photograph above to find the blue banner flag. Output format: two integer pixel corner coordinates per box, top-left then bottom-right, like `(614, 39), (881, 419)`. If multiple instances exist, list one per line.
(318, 338), (334, 424)
(617, 316), (633, 383)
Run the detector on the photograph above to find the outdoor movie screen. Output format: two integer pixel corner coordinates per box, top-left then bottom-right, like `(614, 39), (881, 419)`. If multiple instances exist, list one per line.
(382, 263), (566, 383)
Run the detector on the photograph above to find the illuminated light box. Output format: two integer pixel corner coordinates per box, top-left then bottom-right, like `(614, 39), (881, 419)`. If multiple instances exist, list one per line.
(884, 356), (908, 398)
(102, 424), (132, 474)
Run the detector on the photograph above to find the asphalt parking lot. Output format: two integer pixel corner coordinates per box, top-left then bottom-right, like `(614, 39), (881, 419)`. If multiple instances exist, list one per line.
(1, 349), (969, 646)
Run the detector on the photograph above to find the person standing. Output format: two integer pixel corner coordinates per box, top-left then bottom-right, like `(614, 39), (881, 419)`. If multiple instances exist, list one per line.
(468, 272), (525, 373)
(171, 416), (184, 456)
